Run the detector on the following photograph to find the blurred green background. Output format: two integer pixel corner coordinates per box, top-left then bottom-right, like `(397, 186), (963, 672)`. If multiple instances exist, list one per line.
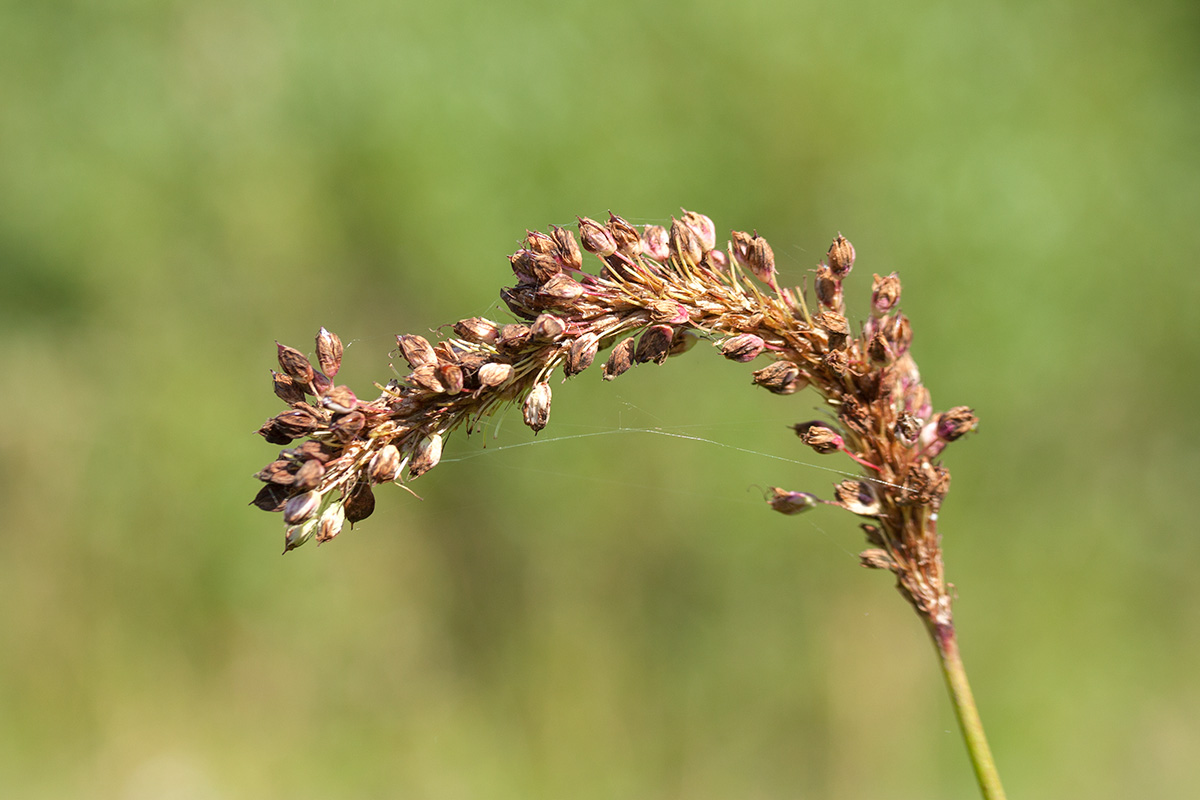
(2, 0), (1198, 797)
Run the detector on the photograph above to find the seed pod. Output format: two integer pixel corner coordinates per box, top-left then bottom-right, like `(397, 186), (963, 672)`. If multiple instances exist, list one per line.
(256, 459), (297, 485)
(767, 488), (819, 515)
(396, 334), (437, 369)
(497, 324), (531, 353)
(550, 224), (583, 271)
(578, 216), (617, 257)
(525, 229), (557, 256)
(634, 325), (674, 365)
(523, 382), (552, 433)
(669, 217), (703, 265)
(720, 334), (765, 363)
(752, 361), (805, 395)
(409, 433), (444, 477)
(283, 517), (319, 552)
(316, 502), (346, 544)
(827, 234), (855, 278)
(565, 332), (600, 376)
(315, 327), (343, 377)
(602, 337), (636, 380)
(283, 490), (322, 525)
(329, 410), (366, 443)
(641, 225), (670, 262)
(311, 370), (333, 397)
(270, 407), (321, 438)
(272, 371), (307, 405)
(814, 264), (842, 310)
(256, 420), (295, 445)
(250, 483), (292, 512)
(792, 421), (844, 454)
(607, 213), (642, 256)
(833, 480), (881, 516)
(321, 385), (358, 414)
(530, 313), (567, 342)
(438, 363), (464, 395)
(813, 311), (850, 350)
(409, 364), (446, 393)
(730, 230), (776, 286)
(867, 332), (892, 364)
(369, 444), (402, 483)
(454, 317), (499, 344)
(478, 362), (514, 388)
(511, 249), (560, 283)
(537, 272), (585, 303)
(344, 482), (375, 523)
(680, 209), (716, 252)
(276, 342), (315, 385)
(291, 458), (326, 491)
(872, 272), (901, 315)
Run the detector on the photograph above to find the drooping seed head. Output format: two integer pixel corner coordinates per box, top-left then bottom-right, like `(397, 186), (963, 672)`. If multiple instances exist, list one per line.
(635, 325), (674, 365)
(271, 371), (307, 405)
(478, 362), (514, 388)
(344, 482), (375, 523)
(283, 517), (319, 553)
(530, 313), (567, 342)
(833, 479), (881, 517)
(752, 361), (805, 394)
(396, 334), (437, 369)
(292, 458), (326, 491)
(316, 502), (346, 544)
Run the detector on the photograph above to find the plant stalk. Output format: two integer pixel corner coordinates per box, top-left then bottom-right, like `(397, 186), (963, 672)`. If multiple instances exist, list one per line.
(928, 619), (1007, 800)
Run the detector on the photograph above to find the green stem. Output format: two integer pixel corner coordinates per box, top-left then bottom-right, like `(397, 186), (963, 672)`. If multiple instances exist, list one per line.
(928, 619), (1007, 800)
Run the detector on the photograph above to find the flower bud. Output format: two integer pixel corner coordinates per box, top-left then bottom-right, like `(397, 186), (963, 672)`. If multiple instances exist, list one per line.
(669, 217), (703, 265)
(578, 216), (617, 257)
(634, 325), (674, 365)
(792, 421), (844, 454)
(283, 517), (319, 552)
(871, 273), (901, 315)
(315, 327), (343, 377)
(454, 317), (499, 344)
(827, 234), (855, 278)
(720, 334), (765, 363)
(276, 342), (315, 385)
(680, 209), (716, 252)
(409, 433), (443, 477)
(641, 225), (669, 261)
(478, 362), (514, 388)
(767, 488), (819, 515)
(751, 361), (805, 394)
(530, 313), (567, 342)
(283, 490), (322, 525)
(369, 444), (402, 483)
(602, 337), (636, 381)
(396, 334), (437, 369)
(550, 225), (583, 270)
(565, 332), (600, 376)
(523, 382), (552, 433)
(316, 502), (346, 544)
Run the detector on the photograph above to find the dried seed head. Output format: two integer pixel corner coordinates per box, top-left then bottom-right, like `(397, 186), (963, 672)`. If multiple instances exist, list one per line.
(276, 342), (315, 385)
(603, 337), (636, 381)
(752, 361), (805, 394)
(669, 217), (703, 265)
(838, 396), (870, 435)
(344, 482), (376, 523)
(813, 311), (850, 350)
(292, 458), (326, 491)
(269, 407), (321, 438)
(523, 382), (552, 433)
(833, 480), (881, 516)
(607, 213), (642, 257)
(409, 364), (446, 393)
(397, 334), (437, 369)
(251, 483), (292, 512)
(255, 459), (297, 485)
(565, 332), (600, 377)
(525, 229), (557, 256)
(680, 209), (716, 252)
(410, 433), (444, 477)
(537, 273), (585, 303)
(283, 490), (322, 525)
(814, 264), (842, 311)
(315, 328), (343, 377)
(872, 272), (901, 315)
(823, 349), (850, 376)
(272, 371), (307, 405)
(478, 362), (514, 388)
(859, 549), (896, 571)
(635, 325), (674, 365)
(321, 385), (358, 414)
(827, 234), (856, 278)
(329, 410), (366, 443)
(530, 313), (567, 342)
(500, 286), (537, 319)
(316, 502), (346, 544)
(578, 216), (617, 257)
(642, 225), (670, 262)
(792, 421), (844, 454)
(767, 487), (820, 515)
(867, 332), (892, 364)
(720, 334), (766, 363)
(497, 324), (531, 353)
(454, 317), (499, 344)
(369, 444), (402, 483)
(511, 249), (560, 283)
(935, 406), (978, 442)
(550, 224), (583, 270)
(731, 231), (776, 286)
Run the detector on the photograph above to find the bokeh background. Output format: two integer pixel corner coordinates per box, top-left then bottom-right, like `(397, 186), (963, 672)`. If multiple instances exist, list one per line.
(3, 0), (1198, 798)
